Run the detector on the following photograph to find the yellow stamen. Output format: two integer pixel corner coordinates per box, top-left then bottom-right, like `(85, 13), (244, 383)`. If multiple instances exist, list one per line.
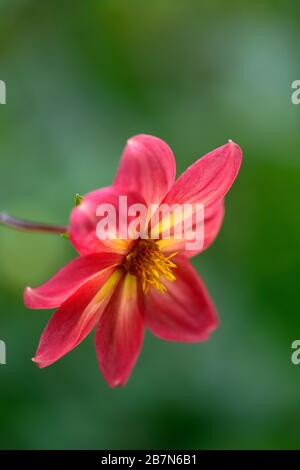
(124, 239), (177, 293)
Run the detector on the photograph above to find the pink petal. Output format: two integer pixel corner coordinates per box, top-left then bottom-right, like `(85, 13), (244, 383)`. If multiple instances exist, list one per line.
(33, 269), (123, 368)
(69, 186), (146, 256)
(163, 141), (242, 207)
(95, 273), (144, 387)
(114, 134), (176, 206)
(157, 200), (224, 257)
(24, 252), (123, 309)
(144, 256), (218, 342)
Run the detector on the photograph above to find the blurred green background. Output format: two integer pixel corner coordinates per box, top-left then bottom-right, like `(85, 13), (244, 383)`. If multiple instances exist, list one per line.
(0, 0), (300, 450)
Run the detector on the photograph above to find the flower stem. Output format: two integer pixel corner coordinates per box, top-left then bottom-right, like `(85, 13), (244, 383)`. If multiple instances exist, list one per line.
(0, 212), (67, 235)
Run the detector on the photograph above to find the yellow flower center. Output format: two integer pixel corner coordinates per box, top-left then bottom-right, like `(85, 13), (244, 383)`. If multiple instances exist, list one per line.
(124, 239), (177, 293)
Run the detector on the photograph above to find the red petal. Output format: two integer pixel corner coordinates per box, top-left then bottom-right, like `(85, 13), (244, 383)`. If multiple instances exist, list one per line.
(95, 273), (144, 387)
(114, 134), (176, 206)
(157, 200), (224, 257)
(69, 186), (146, 256)
(144, 256), (218, 342)
(32, 269), (123, 368)
(163, 141), (242, 207)
(24, 252), (123, 309)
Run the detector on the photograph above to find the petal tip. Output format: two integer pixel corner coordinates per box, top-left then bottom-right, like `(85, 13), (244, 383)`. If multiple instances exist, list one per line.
(32, 356), (48, 368)
(197, 317), (219, 342)
(108, 379), (125, 389)
(24, 286), (50, 310)
(227, 139), (242, 155)
(225, 139), (243, 172)
(23, 287), (34, 308)
(126, 135), (143, 148)
(32, 356), (41, 367)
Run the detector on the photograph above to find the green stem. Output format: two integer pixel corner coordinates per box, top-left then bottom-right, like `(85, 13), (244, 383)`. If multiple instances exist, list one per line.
(0, 212), (67, 235)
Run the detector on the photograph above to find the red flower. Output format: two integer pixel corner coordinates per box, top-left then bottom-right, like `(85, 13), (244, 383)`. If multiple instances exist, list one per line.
(24, 135), (242, 387)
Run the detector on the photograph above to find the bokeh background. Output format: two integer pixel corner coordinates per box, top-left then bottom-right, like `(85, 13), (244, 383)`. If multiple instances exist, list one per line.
(0, 0), (300, 450)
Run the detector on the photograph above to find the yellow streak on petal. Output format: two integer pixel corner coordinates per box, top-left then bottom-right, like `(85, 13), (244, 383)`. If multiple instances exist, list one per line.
(157, 239), (180, 252)
(123, 272), (137, 298)
(93, 269), (123, 305)
(77, 269), (123, 333)
(100, 239), (132, 254)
